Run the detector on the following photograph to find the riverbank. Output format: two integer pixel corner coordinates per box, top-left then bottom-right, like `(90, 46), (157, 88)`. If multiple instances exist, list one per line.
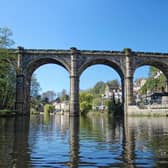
(1, 107), (168, 117)
(128, 105), (168, 117)
(39, 111), (69, 116)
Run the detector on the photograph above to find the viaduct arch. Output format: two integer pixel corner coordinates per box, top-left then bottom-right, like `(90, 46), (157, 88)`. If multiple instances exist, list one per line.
(14, 47), (168, 116)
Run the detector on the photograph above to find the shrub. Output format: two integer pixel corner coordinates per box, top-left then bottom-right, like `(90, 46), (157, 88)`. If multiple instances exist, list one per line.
(44, 104), (54, 114)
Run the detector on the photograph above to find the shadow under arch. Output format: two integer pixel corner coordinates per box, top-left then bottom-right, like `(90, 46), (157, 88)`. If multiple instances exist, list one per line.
(23, 57), (70, 114)
(79, 58), (125, 114)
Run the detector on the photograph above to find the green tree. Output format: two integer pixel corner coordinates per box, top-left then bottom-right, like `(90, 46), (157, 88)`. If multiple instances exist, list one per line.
(59, 89), (69, 101)
(140, 66), (166, 94)
(80, 92), (93, 114)
(0, 27), (16, 109)
(0, 27), (14, 48)
(31, 74), (41, 97)
(90, 81), (105, 96)
(42, 90), (56, 102)
(107, 79), (120, 89)
(104, 99), (113, 113)
(149, 66), (158, 77)
(92, 97), (101, 107)
(30, 74), (42, 113)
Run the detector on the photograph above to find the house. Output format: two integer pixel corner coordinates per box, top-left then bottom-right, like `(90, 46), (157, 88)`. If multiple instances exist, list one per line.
(104, 84), (122, 102)
(52, 98), (70, 112)
(134, 78), (147, 94)
(146, 92), (168, 104)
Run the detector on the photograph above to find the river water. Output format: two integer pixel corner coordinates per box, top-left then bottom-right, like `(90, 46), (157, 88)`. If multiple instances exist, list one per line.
(0, 114), (168, 168)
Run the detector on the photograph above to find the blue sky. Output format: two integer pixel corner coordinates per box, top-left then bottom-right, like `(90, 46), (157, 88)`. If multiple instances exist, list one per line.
(1, 0), (168, 93)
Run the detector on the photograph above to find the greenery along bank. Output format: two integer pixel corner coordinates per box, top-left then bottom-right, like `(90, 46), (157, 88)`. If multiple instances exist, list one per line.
(0, 27), (41, 116)
(0, 27), (16, 113)
(140, 66), (166, 94)
(80, 80), (122, 115)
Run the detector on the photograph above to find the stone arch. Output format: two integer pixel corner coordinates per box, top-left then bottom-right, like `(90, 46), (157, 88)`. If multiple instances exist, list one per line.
(133, 60), (168, 95)
(79, 58), (125, 112)
(79, 58), (124, 80)
(24, 57), (70, 80)
(23, 57), (70, 114)
(134, 60), (168, 78)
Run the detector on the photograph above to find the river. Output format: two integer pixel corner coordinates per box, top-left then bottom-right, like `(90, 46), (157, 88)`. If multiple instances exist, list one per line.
(0, 114), (168, 167)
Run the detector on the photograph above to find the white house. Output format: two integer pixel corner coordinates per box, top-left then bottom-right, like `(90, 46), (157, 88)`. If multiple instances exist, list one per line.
(52, 100), (70, 112)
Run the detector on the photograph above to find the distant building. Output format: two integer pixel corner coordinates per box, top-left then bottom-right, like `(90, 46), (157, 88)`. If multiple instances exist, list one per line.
(92, 84), (122, 111)
(134, 78), (147, 94)
(154, 70), (163, 79)
(52, 99), (69, 112)
(104, 84), (122, 102)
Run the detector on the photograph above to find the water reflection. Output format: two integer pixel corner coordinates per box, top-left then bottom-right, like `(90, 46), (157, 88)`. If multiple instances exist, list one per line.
(0, 114), (168, 167)
(69, 117), (80, 167)
(124, 117), (168, 168)
(0, 116), (30, 168)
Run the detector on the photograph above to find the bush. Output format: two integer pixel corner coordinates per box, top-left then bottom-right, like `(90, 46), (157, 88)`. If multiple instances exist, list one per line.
(80, 101), (92, 114)
(30, 108), (40, 115)
(44, 104), (54, 114)
(104, 99), (122, 115)
(80, 92), (93, 115)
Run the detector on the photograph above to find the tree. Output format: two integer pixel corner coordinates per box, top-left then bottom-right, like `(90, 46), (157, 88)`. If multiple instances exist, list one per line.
(149, 66), (158, 78)
(79, 79), (121, 113)
(91, 81), (105, 95)
(59, 89), (69, 101)
(80, 91), (93, 114)
(0, 27), (14, 48)
(92, 97), (101, 107)
(140, 66), (166, 94)
(30, 74), (42, 112)
(107, 79), (120, 89)
(0, 27), (16, 109)
(30, 74), (41, 97)
(42, 90), (56, 102)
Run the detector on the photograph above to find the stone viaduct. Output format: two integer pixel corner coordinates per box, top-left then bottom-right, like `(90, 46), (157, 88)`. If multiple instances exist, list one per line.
(14, 47), (168, 116)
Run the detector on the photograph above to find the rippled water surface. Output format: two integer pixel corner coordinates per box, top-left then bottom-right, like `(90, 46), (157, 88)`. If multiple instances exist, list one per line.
(0, 114), (168, 167)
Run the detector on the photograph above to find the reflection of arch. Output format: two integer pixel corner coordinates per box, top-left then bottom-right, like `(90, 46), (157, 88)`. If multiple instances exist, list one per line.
(79, 58), (124, 79)
(24, 57), (70, 79)
(134, 61), (168, 78)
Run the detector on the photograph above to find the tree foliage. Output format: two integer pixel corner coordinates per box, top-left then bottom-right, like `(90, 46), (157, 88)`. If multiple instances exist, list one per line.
(0, 27), (16, 109)
(140, 66), (166, 94)
(44, 104), (54, 114)
(148, 66), (158, 77)
(59, 89), (69, 101)
(80, 91), (93, 114)
(107, 79), (120, 89)
(79, 79), (121, 114)
(42, 90), (56, 102)
(31, 74), (41, 97)
(90, 81), (106, 95)
(0, 27), (14, 48)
